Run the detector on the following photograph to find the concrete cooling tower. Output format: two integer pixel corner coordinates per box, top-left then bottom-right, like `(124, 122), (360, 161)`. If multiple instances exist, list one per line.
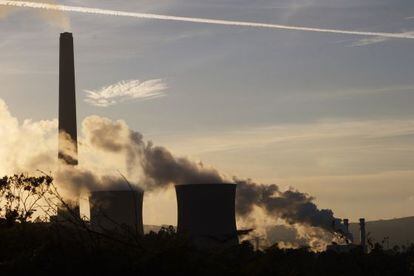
(89, 191), (144, 235)
(175, 183), (239, 247)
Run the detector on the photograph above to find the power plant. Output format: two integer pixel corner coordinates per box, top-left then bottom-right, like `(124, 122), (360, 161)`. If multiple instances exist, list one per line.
(56, 32), (364, 251)
(175, 184), (239, 247)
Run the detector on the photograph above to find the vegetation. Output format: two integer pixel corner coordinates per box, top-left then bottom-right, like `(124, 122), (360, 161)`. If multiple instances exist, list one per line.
(0, 175), (414, 275)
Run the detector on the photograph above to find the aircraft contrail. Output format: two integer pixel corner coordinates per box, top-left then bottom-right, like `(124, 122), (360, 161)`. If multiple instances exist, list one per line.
(1, 0), (414, 40)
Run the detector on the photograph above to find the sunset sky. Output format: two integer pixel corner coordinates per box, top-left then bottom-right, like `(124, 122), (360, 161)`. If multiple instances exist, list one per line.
(1, 0), (414, 226)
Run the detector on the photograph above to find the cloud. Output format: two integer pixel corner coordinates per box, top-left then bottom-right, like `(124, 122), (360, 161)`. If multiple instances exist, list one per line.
(0, 0), (70, 29)
(84, 79), (167, 107)
(350, 36), (389, 47)
(150, 118), (414, 179)
(350, 31), (414, 47)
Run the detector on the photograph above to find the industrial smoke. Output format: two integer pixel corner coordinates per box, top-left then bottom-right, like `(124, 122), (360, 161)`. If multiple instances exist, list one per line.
(0, 93), (344, 246)
(83, 115), (344, 236)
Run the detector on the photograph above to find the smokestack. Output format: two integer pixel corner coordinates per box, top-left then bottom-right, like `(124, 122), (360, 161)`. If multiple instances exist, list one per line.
(89, 190), (144, 235)
(343, 218), (354, 243)
(359, 218), (367, 253)
(343, 219), (349, 233)
(175, 183), (238, 248)
(59, 32), (78, 165)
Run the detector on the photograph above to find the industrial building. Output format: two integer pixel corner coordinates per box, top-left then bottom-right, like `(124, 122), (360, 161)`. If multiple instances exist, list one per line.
(327, 217), (367, 253)
(89, 190), (144, 235)
(175, 183), (239, 247)
(56, 32), (369, 251)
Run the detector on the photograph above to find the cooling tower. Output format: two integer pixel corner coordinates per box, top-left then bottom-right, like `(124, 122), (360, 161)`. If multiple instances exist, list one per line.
(175, 183), (238, 247)
(89, 190), (144, 235)
(58, 32), (78, 165)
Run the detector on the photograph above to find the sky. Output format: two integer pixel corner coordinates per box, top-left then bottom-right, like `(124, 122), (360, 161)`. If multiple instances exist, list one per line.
(1, 0), (414, 225)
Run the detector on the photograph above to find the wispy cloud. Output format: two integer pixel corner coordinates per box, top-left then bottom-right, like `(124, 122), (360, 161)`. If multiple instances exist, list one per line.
(350, 31), (414, 47)
(84, 79), (167, 107)
(350, 36), (389, 47)
(156, 119), (414, 155)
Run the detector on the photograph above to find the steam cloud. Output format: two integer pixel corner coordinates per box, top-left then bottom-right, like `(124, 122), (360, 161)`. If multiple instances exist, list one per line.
(82, 116), (224, 190)
(235, 179), (337, 232)
(0, 97), (342, 246)
(1, 1), (414, 40)
(82, 115), (341, 234)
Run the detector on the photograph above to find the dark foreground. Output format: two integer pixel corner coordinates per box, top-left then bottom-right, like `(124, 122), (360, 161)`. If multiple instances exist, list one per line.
(1, 223), (414, 276)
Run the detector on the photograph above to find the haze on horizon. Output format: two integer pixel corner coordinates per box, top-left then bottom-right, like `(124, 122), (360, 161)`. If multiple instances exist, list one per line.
(1, 0), (414, 226)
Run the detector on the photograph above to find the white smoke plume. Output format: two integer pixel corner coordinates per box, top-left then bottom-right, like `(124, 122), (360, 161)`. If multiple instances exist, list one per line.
(0, 0), (70, 30)
(0, 99), (136, 198)
(1, 1), (414, 40)
(235, 178), (338, 232)
(81, 115), (224, 190)
(0, 98), (57, 175)
(82, 114), (345, 243)
(0, 97), (342, 248)
(84, 79), (167, 107)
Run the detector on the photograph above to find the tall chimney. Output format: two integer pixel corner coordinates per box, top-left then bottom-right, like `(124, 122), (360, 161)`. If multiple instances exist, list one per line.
(58, 32), (78, 165)
(359, 218), (367, 253)
(343, 219), (349, 233)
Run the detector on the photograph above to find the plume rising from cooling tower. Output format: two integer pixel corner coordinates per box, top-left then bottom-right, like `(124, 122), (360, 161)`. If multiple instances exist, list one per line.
(0, 91), (344, 247)
(82, 115), (345, 237)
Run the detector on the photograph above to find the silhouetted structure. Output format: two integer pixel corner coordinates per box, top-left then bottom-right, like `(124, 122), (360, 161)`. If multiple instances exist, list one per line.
(58, 32), (78, 165)
(175, 183), (238, 247)
(360, 218), (367, 253)
(343, 219), (349, 232)
(89, 190), (144, 235)
(343, 218), (354, 242)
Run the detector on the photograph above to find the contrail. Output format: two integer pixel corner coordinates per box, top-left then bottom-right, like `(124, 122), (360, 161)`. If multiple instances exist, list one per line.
(1, 0), (414, 40)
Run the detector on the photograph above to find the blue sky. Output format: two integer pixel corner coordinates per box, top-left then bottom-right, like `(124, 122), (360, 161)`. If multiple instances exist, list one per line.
(1, 0), (414, 224)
